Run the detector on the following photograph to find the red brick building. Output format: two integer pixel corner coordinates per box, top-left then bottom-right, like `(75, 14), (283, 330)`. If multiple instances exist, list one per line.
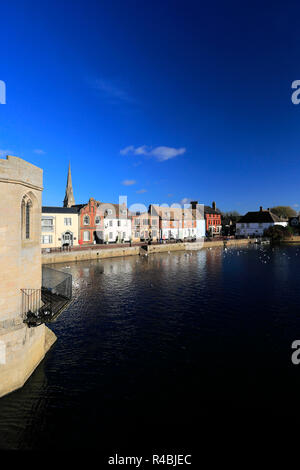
(73, 198), (102, 245)
(204, 201), (222, 236)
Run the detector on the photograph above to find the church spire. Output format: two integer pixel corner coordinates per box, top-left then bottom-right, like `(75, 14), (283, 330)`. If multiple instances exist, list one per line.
(63, 161), (75, 207)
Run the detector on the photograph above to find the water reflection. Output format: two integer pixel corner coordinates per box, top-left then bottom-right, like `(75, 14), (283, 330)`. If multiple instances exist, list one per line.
(0, 245), (300, 449)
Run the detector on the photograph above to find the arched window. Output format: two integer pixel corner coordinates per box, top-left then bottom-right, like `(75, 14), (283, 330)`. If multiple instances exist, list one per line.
(21, 195), (33, 240)
(26, 202), (31, 239)
(84, 215), (90, 225)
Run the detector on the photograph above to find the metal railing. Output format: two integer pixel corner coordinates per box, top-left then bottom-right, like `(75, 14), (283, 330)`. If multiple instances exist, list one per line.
(22, 267), (72, 327)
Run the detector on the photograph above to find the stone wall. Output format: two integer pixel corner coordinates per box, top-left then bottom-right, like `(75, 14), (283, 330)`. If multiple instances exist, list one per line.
(0, 156), (56, 398)
(0, 156), (43, 322)
(0, 324), (56, 398)
(42, 246), (140, 264)
(42, 238), (254, 265)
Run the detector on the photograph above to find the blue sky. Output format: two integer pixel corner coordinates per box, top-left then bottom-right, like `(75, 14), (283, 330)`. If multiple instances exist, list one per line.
(1, 0), (300, 213)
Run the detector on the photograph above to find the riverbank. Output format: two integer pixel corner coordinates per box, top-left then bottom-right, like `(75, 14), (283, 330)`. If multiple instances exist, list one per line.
(42, 238), (254, 265)
(281, 235), (300, 244)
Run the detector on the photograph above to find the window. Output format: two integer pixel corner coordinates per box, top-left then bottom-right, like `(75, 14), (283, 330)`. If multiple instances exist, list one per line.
(117, 220), (121, 227)
(25, 202), (31, 239)
(122, 232), (126, 239)
(95, 216), (101, 225)
(84, 215), (90, 225)
(134, 219), (140, 226)
(152, 230), (157, 237)
(109, 220), (113, 227)
(143, 219), (148, 225)
(109, 232), (113, 239)
(135, 231), (140, 238)
(121, 210), (127, 215)
(83, 231), (90, 241)
(41, 235), (53, 244)
(152, 219), (157, 225)
(42, 217), (54, 232)
(64, 218), (72, 226)
(21, 195), (33, 240)
(42, 218), (53, 227)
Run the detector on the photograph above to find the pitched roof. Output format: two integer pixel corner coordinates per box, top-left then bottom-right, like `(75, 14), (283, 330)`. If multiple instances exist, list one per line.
(97, 203), (129, 218)
(238, 210), (283, 224)
(204, 205), (221, 215)
(149, 204), (198, 220)
(42, 206), (80, 214)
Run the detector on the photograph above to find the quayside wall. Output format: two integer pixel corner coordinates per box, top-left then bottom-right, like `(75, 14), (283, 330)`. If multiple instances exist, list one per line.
(42, 238), (254, 265)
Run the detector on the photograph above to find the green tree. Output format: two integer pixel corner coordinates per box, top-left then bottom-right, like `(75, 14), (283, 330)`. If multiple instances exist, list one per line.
(221, 211), (241, 223)
(270, 206), (296, 219)
(263, 225), (293, 242)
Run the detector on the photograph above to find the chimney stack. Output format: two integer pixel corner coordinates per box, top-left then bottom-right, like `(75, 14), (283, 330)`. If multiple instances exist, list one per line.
(190, 200), (198, 209)
(212, 201), (216, 211)
(260, 206), (263, 212)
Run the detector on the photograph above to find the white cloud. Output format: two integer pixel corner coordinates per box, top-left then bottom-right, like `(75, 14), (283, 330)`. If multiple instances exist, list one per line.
(122, 179), (136, 186)
(180, 198), (191, 206)
(120, 145), (186, 162)
(33, 149), (46, 155)
(136, 189), (147, 194)
(120, 145), (135, 155)
(92, 79), (133, 103)
(150, 146), (186, 161)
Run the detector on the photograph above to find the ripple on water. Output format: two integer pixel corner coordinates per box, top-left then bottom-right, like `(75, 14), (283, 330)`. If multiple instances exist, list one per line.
(0, 245), (300, 448)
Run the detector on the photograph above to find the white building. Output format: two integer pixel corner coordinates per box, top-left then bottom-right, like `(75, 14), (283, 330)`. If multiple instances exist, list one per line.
(41, 206), (80, 248)
(236, 206), (288, 237)
(98, 203), (132, 243)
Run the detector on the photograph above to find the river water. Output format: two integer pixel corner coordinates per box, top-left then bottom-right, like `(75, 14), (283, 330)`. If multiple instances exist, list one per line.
(0, 245), (300, 449)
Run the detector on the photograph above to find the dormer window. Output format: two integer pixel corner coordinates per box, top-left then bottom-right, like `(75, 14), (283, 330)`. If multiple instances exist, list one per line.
(84, 215), (90, 225)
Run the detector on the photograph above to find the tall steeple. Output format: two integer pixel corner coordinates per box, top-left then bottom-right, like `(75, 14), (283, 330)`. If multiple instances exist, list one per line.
(63, 162), (75, 207)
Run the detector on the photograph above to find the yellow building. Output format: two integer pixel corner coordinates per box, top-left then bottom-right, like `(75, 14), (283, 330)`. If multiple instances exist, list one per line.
(41, 206), (80, 249)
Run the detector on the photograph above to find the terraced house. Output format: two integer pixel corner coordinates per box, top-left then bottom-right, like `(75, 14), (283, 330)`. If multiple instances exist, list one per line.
(98, 202), (131, 243)
(149, 203), (205, 240)
(130, 210), (159, 242)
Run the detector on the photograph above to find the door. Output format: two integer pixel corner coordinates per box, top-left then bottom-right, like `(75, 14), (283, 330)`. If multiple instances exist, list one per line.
(62, 231), (73, 246)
